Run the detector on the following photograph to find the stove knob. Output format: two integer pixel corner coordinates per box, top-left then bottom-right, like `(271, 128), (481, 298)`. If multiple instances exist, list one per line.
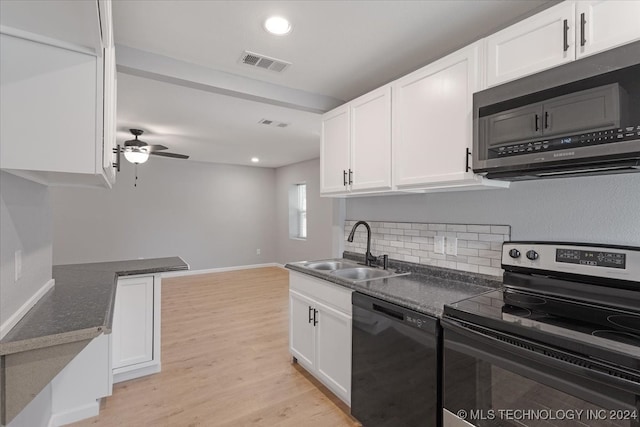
(526, 250), (539, 261)
(508, 249), (521, 259)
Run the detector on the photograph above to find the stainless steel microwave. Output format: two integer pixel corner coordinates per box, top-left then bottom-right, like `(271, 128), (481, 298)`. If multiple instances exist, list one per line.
(473, 41), (640, 181)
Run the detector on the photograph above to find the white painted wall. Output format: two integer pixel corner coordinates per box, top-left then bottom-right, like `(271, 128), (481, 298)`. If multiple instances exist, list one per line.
(51, 158), (277, 269)
(0, 172), (52, 330)
(346, 174), (640, 246)
(274, 158), (336, 264)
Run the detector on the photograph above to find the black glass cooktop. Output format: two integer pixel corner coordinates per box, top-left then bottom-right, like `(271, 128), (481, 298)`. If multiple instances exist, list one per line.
(444, 288), (640, 372)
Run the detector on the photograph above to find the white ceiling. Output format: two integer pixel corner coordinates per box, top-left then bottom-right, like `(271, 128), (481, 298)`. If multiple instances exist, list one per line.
(3, 0), (558, 168)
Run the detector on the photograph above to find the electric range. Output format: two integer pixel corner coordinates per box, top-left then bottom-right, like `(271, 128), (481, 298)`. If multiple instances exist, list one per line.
(442, 242), (640, 427)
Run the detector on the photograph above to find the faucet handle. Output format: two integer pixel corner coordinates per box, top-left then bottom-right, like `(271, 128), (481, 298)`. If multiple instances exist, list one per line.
(381, 254), (389, 270)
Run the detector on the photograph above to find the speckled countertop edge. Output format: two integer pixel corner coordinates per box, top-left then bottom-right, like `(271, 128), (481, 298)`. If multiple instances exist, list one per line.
(0, 257), (189, 356)
(286, 253), (502, 318)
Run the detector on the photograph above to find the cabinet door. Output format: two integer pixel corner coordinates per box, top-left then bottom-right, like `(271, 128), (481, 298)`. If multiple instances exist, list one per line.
(486, 1), (575, 87)
(0, 34), (97, 173)
(542, 83), (621, 137)
(576, 1), (640, 59)
(112, 276), (154, 369)
(320, 105), (350, 194)
(350, 86), (392, 192)
(484, 104), (543, 147)
(289, 290), (316, 368)
(393, 44), (480, 188)
(314, 301), (352, 405)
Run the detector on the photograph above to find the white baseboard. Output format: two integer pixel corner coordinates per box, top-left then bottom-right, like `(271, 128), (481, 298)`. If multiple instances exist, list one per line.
(113, 363), (161, 384)
(0, 278), (55, 339)
(48, 401), (99, 427)
(162, 263), (284, 278)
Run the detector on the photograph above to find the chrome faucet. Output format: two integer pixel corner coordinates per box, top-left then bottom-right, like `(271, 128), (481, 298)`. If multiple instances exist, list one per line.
(347, 221), (379, 267)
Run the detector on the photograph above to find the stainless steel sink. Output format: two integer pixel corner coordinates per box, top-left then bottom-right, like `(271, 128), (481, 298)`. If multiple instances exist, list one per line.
(330, 267), (409, 282)
(303, 260), (359, 270)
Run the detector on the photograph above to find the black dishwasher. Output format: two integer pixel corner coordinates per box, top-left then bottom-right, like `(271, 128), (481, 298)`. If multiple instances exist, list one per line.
(352, 292), (442, 427)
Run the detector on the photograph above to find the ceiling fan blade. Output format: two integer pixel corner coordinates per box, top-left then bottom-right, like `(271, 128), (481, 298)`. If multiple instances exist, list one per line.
(147, 144), (168, 152)
(151, 151), (189, 159)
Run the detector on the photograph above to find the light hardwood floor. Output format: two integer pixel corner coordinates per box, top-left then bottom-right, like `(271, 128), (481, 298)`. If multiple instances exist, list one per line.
(72, 267), (360, 427)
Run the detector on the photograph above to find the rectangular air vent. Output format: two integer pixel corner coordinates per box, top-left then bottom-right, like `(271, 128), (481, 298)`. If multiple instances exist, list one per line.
(240, 51), (291, 73)
(259, 118), (289, 128)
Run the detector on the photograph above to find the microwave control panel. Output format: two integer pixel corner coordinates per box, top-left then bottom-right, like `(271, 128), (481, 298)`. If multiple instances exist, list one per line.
(488, 125), (640, 159)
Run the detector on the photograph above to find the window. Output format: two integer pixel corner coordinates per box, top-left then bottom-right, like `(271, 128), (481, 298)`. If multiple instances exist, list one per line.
(289, 183), (307, 240)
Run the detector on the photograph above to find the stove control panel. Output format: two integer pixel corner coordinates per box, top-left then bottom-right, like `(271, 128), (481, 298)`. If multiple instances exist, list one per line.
(501, 242), (639, 281)
(556, 248), (626, 269)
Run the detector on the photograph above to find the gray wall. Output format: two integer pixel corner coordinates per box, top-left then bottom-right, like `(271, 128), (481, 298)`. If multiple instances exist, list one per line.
(275, 158), (336, 264)
(346, 173), (640, 246)
(0, 172), (52, 328)
(52, 158), (277, 270)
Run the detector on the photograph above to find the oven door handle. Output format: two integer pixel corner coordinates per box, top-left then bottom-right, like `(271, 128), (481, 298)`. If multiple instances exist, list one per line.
(442, 318), (640, 405)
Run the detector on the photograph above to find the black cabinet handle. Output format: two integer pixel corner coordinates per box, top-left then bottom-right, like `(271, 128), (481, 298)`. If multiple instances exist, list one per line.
(465, 148), (471, 172)
(563, 19), (569, 52)
(580, 13), (586, 47)
(343, 170), (347, 186)
(313, 309), (318, 326)
(348, 169), (353, 185)
(308, 306), (313, 323)
(535, 114), (540, 132)
(544, 111), (549, 129)
(112, 144), (121, 172)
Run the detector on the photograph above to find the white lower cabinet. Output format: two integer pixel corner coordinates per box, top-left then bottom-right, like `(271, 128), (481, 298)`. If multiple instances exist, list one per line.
(289, 271), (353, 405)
(111, 274), (161, 383)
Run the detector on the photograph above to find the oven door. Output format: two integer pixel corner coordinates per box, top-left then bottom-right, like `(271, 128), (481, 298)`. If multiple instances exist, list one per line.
(442, 318), (640, 427)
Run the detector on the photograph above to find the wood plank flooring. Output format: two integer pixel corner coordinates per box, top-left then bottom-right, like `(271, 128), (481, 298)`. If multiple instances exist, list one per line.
(72, 267), (360, 427)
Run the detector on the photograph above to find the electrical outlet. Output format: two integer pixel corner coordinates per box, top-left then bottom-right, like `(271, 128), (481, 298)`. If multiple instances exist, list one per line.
(15, 250), (22, 281)
(256, 248), (261, 255)
(434, 236), (445, 254)
(446, 237), (458, 256)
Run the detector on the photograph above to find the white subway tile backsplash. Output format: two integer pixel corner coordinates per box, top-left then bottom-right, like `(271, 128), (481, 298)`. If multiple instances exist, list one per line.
(491, 225), (511, 235)
(467, 225), (491, 233)
(467, 241), (492, 250)
(479, 233), (506, 242)
(344, 220), (511, 277)
(456, 232), (479, 241)
(447, 224), (467, 232)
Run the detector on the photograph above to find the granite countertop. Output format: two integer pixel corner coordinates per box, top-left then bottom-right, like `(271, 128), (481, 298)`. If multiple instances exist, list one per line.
(286, 253), (501, 318)
(0, 257), (189, 356)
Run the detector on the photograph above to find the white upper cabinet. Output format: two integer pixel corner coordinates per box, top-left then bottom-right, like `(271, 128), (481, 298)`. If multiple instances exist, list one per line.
(320, 86), (392, 196)
(349, 86), (392, 192)
(0, 0), (117, 188)
(486, 1), (576, 88)
(320, 105), (351, 195)
(393, 42), (507, 191)
(0, 34), (98, 175)
(486, 1), (640, 88)
(576, 1), (640, 60)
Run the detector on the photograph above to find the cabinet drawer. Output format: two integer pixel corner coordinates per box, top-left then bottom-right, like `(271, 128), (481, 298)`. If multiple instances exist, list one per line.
(289, 271), (352, 315)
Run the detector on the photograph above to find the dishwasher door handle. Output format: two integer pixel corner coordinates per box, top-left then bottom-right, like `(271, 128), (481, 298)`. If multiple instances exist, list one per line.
(373, 303), (404, 320)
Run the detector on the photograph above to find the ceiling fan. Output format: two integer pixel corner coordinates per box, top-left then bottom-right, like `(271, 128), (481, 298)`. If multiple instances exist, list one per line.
(122, 129), (189, 164)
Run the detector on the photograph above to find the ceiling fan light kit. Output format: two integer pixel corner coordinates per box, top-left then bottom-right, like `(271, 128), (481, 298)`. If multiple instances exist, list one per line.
(123, 147), (150, 164)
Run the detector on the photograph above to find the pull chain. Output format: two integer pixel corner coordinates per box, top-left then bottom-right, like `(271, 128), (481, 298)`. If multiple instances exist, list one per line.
(134, 163), (138, 187)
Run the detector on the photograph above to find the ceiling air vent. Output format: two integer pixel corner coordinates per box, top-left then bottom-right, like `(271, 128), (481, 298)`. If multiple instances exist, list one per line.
(240, 51), (291, 73)
(259, 118), (289, 128)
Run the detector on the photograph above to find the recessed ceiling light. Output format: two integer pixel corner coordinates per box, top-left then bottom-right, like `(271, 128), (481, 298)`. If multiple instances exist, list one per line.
(251, 157), (260, 163)
(264, 16), (292, 35)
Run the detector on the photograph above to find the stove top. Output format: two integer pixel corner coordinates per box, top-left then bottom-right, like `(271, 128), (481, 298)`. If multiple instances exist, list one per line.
(444, 242), (640, 373)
